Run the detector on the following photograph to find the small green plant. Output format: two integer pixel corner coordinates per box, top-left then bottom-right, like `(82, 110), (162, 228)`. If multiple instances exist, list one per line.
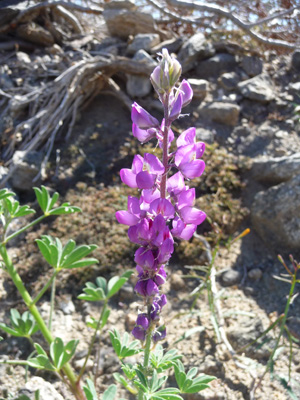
(0, 187), (131, 399)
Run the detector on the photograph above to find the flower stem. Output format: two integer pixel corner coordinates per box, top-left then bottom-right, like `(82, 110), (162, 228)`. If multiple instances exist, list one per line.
(31, 269), (59, 306)
(2, 215), (46, 245)
(77, 300), (108, 383)
(0, 245), (85, 400)
(48, 273), (56, 331)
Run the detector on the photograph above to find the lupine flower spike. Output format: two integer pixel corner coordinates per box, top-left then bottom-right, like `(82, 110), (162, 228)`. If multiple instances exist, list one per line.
(116, 49), (206, 344)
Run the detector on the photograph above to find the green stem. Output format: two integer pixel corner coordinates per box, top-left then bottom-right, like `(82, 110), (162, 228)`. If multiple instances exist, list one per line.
(48, 274), (56, 331)
(2, 215), (46, 245)
(137, 321), (153, 400)
(77, 300), (108, 382)
(31, 269), (59, 306)
(0, 245), (85, 400)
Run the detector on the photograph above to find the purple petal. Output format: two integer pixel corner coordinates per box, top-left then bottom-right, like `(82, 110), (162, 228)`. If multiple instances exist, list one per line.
(169, 93), (183, 121)
(144, 153), (164, 175)
(154, 266), (167, 286)
(179, 80), (193, 107)
(195, 141), (205, 158)
(180, 206), (206, 225)
(115, 211), (139, 226)
(132, 326), (146, 341)
(120, 168), (137, 188)
(145, 279), (159, 296)
(177, 188), (195, 209)
(174, 144), (194, 166)
(152, 325), (166, 343)
(132, 123), (156, 143)
(150, 198), (175, 219)
(136, 314), (149, 330)
(176, 127), (196, 148)
(136, 171), (156, 189)
(128, 196), (141, 215)
(134, 247), (155, 269)
(132, 154), (144, 174)
(179, 159), (205, 179)
(131, 102), (159, 129)
(167, 172), (185, 195)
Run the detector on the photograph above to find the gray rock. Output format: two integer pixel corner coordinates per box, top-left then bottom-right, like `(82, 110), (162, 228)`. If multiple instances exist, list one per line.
(126, 50), (157, 97)
(19, 377), (64, 400)
(188, 78), (208, 101)
(151, 37), (183, 55)
(104, 0), (136, 10)
(16, 51), (31, 64)
(196, 127), (214, 144)
(252, 174), (300, 250)
(58, 295), (75, 315)
(198, 102), (240, 126)
(127, 33), (160, 55)
(0, 72), (14, 89)
(232, 124), (251, 137)
(241, 55), (263, 77)
(0, 166), (9, 183)
(238, 73), (275, 103)
(221, 269), (241, 287)
(10, 151), (43, 191)
(103, 9), (156, 39)
(291, 50), (300, 70)
(248, 268), (262, 281)
(288, 81), (300, 97)
(177, 33), (215, 73)
(196, 53), (238, 79)
(218, 71), (240, 91)
(251, 152), (300, 184)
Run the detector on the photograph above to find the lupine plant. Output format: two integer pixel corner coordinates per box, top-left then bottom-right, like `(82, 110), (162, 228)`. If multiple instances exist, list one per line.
(0, 187), (131, 400)
(114, 49), (215, 399)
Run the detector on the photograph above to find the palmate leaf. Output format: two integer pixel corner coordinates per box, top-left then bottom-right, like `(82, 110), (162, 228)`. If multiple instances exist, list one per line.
(102, 384), (117, 400)
(3, 197), (35, 218)
(110, 329), (141, 360)
(0, 309), (39, 338)
(174, 360), (215, 394)
(36, 235), (98, 270)
(0, 188), (15, 201)
(83, 379), (98, 400)
(49, 337), (79, 370)
(34, 186), (81, 216)
(149, 387), (183, 400)
(150, 344), (181, 373)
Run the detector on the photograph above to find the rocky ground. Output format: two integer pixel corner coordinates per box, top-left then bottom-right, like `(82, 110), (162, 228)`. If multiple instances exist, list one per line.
(1, 2), (300, 399)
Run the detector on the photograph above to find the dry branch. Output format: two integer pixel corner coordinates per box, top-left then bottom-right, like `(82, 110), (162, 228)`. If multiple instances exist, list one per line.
(0, 55), (154, 186)
(147, 0), (300, 50)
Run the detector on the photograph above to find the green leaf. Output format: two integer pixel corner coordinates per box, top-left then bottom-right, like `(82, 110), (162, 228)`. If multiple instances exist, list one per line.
(50, 337), (64, 368)
(100, 309), (110, 329)
(50, 337), (78, 370)
(0, 189), (15, 201)
(0, 310), (38, 338)
(107, 277), (128, 299)
(61, 244), (98, 269)
(63, 258), (98, 270)
(102, 384), (117, 400)
(36, 239), (52, 265)
(83, 379), (98, 400)
(48, 204), (81, 215)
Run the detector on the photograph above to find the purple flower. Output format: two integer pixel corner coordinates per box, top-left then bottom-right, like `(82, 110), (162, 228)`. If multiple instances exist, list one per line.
(179, 80), (193, 107)
(169, 93), (183, 121)
(175, 144), (206, 179)
(134, 247), (155, 270)
(135, 279), (159, 297)
(149, 198), (175, 220)
(152, 325), (167, 343)
(132, 124), (156, 143)
(115, 196), (142, 226)
(132, 103), (159, 130)
(132, 326), (146, 341)
(171, 216), (197, 240)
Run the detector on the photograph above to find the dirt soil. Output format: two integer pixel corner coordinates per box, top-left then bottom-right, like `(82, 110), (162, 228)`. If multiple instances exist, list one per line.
(0, 93), (300, 400)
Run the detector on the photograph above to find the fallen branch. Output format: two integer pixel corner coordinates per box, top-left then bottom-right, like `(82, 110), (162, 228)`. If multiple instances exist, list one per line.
(147, 0), (300, 50)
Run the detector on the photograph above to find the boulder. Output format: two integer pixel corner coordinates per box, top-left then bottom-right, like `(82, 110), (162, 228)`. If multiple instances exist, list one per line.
(238, 73), (275, 103)
(103, 9), (156, 39)
(187, 78), (208, 101)
(196, 127), (215, 144)
(151, 37), (183, 55)
(198, 102), (240, 126)
(126, 50), (157, 97)
(241, 55), (263, 77)
(291, 50), (300, 70)
(252, 174), (300, 250)
(196, 53), (238, 79)
(177, 33), (215, 73)
(127, 33), (160, 55)
(251, 152), (300, 184)
(10, 150), (43, 191)
(218, 71), (240, 91)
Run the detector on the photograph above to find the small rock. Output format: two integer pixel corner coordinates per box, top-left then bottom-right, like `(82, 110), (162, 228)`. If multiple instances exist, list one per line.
(125, 313), (136, 331)
(241, 55), (263, 77)
(288, 81), (300, 97)
(151, 37), (183, 55)
(232, 125), (251, 137)
(74, 357), (94, 372)
(291, 50), (300, 70)
(126, 50), (157, 97)
(16, 51), (31, 64)
(218, 71), (240, 91)
(20, 377), (64, 400)
(199, 355), (223, 375)
(238, 73), (275, 103)
(103, 9), (156, 39)
(170, 272), (185, 291)
(0, 72), (14, 90)
(127, 33), (160, 55)
(10, 150), (43, 191)
(177, 32), (215, 73)
(47, 44), (64, 55)
(104, 0), (136, 10)
(58, 295), (75, 315)
(248, 268), (262, 281)
(198, 102), (240, 126)
(188, 78), (208, 101)
(196, 53), (238, 79)
(221, 269), (241, 287)
(196, 127), (215, 144)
